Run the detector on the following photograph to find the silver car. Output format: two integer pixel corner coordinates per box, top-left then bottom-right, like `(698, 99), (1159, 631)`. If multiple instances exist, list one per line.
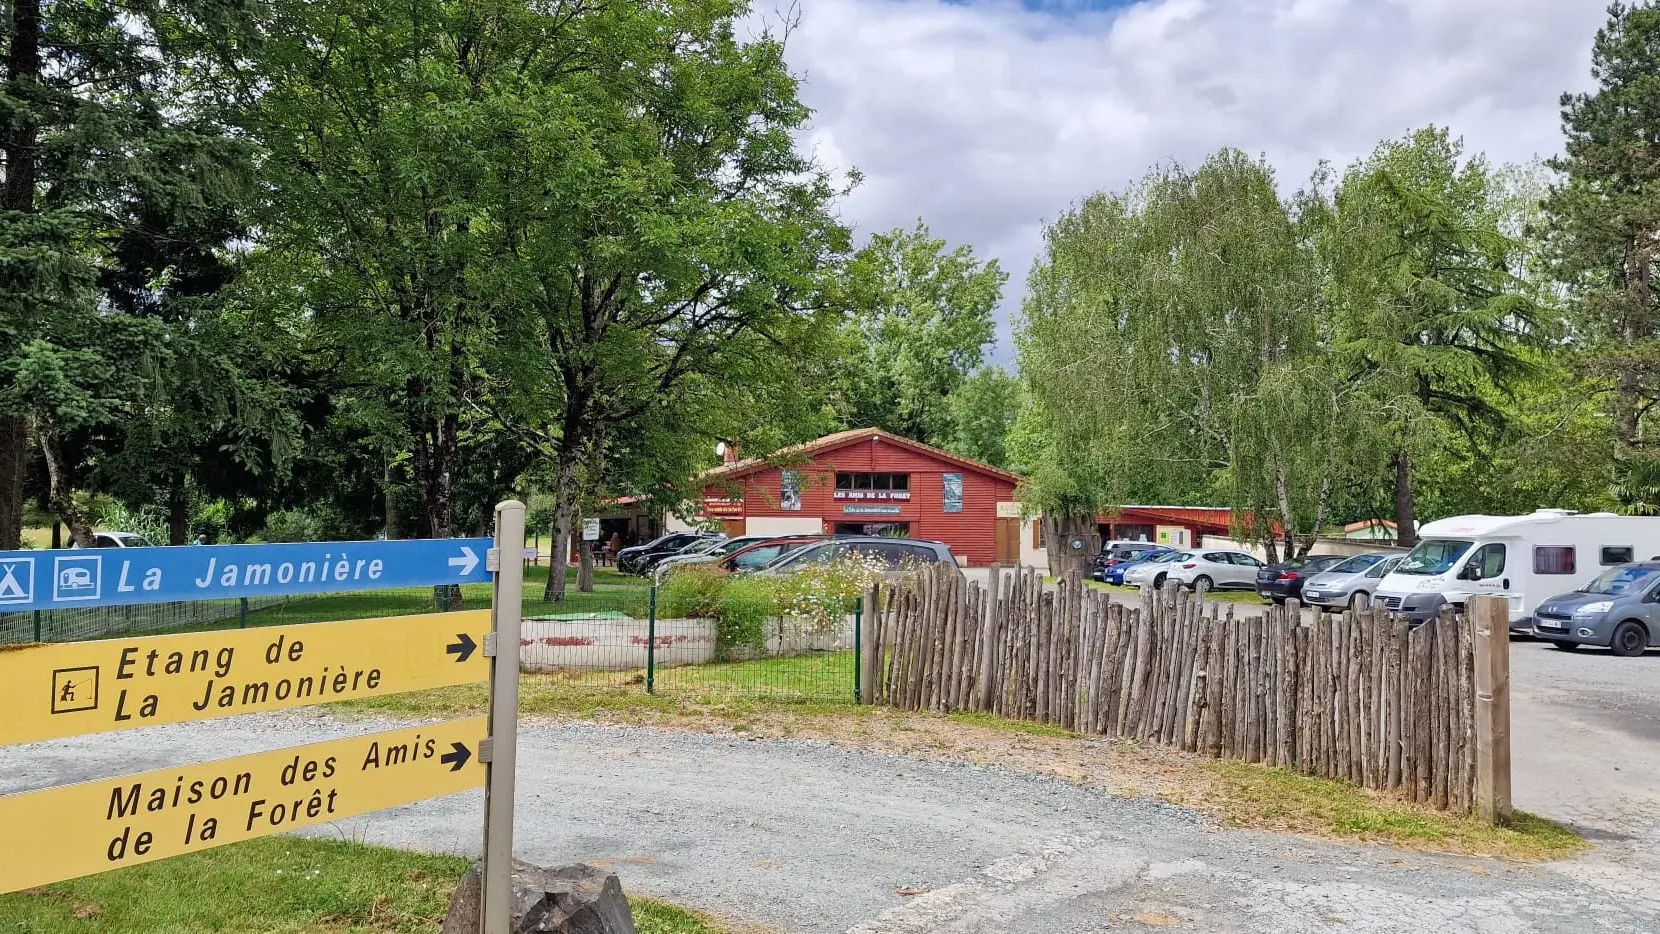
(1300, 553), (1404, 611)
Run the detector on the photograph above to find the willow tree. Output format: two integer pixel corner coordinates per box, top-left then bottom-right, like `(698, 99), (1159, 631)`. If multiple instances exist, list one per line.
(1019, 150), (1350, 567)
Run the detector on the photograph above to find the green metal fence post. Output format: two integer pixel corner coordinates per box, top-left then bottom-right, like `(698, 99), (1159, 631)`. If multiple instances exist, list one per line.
(646, 584), (657, 695)
(853, 597), (863, 704)
(33, 610), (41, 643)
(239, 597), (249, 629)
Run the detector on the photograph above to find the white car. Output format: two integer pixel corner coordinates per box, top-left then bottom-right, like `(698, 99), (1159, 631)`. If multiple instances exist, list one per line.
(69, 531), (155, 549)
(1126, 549), (1263, 591)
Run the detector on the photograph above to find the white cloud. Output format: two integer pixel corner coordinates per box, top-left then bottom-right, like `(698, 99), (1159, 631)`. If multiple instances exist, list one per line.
(776, 0), (1608, 358)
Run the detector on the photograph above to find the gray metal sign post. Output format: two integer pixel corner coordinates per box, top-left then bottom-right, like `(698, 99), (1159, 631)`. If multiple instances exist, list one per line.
(480, 500), (526, 933)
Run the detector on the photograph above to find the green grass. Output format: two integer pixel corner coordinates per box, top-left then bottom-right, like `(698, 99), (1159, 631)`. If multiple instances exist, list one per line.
(946, 710), (1077, 738)
(339, 651), (858, 722)
(1197, 761), (1585, 861)
(0, 836), (732, 933)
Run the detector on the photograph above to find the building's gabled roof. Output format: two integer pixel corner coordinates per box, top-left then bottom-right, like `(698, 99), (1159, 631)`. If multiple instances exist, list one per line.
(700, 428), (1025, 486)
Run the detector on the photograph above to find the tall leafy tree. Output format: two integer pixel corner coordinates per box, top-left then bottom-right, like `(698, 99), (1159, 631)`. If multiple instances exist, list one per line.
(1020, 150), (1346, 566)
(0, 0), (257, 546)
(1328, 127), (1540, 546)
(839, 221), (1005, 446)
(1546, 1), (1660, 501)
(436, 0), (852, 601)
(945, 366), (1021, 469)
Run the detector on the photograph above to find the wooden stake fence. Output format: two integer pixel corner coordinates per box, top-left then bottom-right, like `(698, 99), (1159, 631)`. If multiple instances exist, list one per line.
(867, 566), (1489, 813)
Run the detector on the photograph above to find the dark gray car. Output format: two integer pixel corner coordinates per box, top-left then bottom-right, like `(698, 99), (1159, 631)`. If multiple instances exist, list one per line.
(756, 537), (957, 577)
(1533, 562), (1660, 657)
(1299, 553), (1403, 612)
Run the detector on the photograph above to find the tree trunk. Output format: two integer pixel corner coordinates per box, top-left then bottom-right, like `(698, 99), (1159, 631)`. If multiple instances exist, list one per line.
(577, 538), (594, 592)
(1042, 513), (1100, 579)
(1274, 463), (1297, 561)
(542, 450), (579, 603)
(37, 419), (93, 546)
(0, 417), (25, 550)
(1616, 238), (1655, 462)
(167, 477), (188, 545)
(1392, 451), (1417, 549)
(413, 410), (459, 609)
(383, 456), (401, 540)
(0, 0), (41, 552)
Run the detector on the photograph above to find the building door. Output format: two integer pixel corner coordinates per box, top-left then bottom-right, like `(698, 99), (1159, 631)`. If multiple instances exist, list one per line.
(996, 517), (1020, 564)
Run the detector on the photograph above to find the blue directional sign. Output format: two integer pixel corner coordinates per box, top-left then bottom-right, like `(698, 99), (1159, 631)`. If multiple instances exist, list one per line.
(0, 538), (493, 612)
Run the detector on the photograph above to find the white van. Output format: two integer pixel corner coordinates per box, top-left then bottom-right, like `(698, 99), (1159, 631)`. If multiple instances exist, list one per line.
(1373, 510), (1660, 631)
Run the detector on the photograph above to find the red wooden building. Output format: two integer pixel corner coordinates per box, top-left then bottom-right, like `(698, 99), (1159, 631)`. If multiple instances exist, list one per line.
(688, 429), (1024, 566)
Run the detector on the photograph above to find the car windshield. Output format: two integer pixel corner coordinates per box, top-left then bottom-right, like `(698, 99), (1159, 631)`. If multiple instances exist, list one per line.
(116, 533), (154, 547)
(732, 544), (785, 568)
(1396, 539), (1473, 575)
(1331, 554), (1385, 574)
(1580, 565), (1660, 595)
(717, 538), (762, 555)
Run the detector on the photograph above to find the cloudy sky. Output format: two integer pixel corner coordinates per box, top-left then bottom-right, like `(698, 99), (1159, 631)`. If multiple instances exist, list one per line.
(774, 0), (1610, 359)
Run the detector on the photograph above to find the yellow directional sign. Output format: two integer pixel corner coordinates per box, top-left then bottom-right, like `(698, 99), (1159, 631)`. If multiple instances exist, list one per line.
(0, 717), (487, 893)
(0, 611), (490, 747)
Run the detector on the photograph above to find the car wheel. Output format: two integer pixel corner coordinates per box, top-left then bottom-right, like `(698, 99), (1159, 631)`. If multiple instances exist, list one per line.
(1349, 591), (1370, 611)
(1271, 595), (1286, 606)
(1191, 574), (1214, 593)
(1550, 640), (1580, 652)
(1610, 620), (1649, 658)
(1153, 573), (1167, 589)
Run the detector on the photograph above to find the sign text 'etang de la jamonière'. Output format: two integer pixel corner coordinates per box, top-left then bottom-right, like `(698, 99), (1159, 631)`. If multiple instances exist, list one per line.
(0, 612), (490, 747)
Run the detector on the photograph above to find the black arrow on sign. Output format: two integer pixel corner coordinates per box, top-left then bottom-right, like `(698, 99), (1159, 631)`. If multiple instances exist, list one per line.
(441, 742), (472, 772)
(446, 633), (477, 663)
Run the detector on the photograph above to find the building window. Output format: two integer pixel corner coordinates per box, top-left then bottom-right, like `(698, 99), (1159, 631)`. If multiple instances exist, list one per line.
(832, 473), (911, 501)
(1602, 546), (1635, 566)
(942, 473), (963, 513)
(1534, 546), (1575, 575)
(780, 470), (802, 511)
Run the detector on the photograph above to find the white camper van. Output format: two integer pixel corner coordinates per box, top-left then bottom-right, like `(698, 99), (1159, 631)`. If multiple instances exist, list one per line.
(1373, 510), (1660, 631)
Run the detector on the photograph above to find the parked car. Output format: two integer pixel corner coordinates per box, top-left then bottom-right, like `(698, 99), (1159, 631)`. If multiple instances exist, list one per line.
(719, 537), (825, 573)
(616, 532), (722, 574)
(755, 537), (957, 577)
(1126, 550), (1263, 591)
(68, 531), (155, 549)
(1299, 553), (1405, 611)
(638, 534), (731, 576)
(1106, 549), (1175, 585)
(1094, 544), (1173, 581)
(1118, 551), (1185, 588)
(1256, 554), (1347, 604)
(655, 535), (779, 574)
(1532, 562), (1660, 656)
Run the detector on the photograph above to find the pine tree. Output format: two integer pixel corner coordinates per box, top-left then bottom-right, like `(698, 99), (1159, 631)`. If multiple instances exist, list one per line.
(1546, 1), (1660, 493)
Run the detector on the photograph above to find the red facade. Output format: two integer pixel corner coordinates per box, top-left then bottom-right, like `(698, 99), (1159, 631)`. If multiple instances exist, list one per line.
(697, 429), (1021, 566)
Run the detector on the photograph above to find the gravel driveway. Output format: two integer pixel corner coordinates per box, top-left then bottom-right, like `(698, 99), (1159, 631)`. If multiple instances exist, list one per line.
(8, 711), (1660, 934)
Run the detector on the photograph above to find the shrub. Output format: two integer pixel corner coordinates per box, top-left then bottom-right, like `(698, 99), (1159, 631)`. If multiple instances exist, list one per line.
(95, 502), (170, 546)
(657, 564), (782, 659)
(774, 553), (892, 636)
(657, 564), (730, 618)
(262, 505), (365, 543)
(715, 575), (776, 659)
